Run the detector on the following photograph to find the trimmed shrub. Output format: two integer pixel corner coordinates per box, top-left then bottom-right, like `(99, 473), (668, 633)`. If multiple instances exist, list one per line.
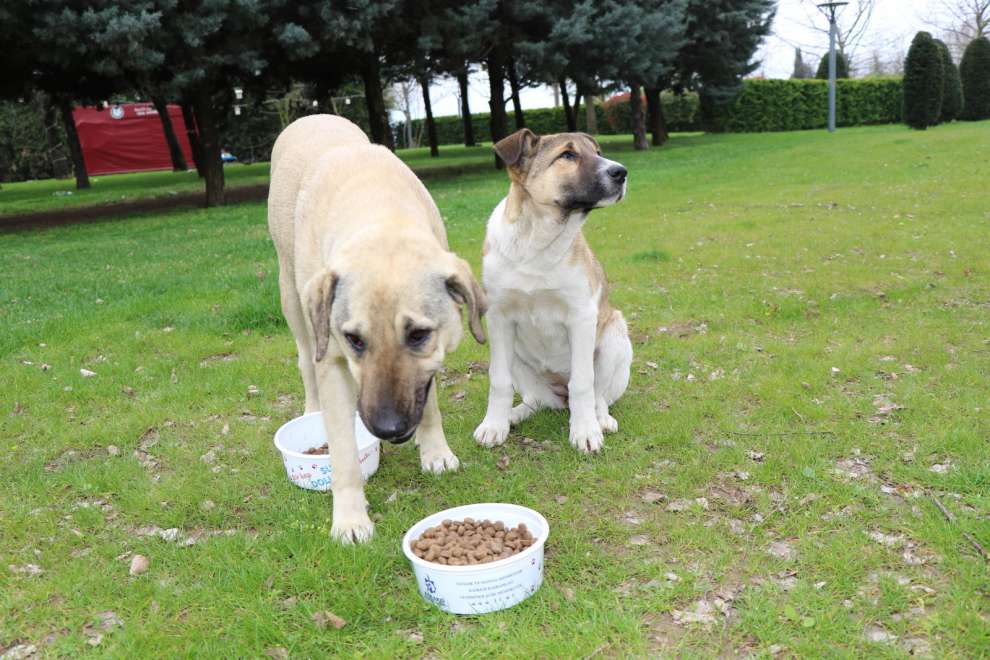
(960, 36), (990, 120)
(397, 92), (701, 147)
(903, 31), (944, 129)
(704, 78), (903, 133)
(935, 39), (964, 122)
(816, 52), (850, 79)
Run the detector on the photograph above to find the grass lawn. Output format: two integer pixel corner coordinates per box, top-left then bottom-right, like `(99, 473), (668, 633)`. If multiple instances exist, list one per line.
(2, 122), (989, 657)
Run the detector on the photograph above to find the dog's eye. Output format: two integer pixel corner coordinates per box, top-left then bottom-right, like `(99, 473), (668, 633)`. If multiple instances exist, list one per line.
(559, 150), (577, 162)
(407, 328), (432, 349)
(344, 332), (366, 353)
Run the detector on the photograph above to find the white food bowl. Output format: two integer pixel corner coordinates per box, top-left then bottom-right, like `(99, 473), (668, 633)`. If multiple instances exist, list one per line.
(273, 412), (380, 491)
(402, 503), (549, 615)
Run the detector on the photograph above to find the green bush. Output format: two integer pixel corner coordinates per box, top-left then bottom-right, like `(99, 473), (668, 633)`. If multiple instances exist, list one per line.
(816, 52), (850, 79)
(935, 39), (964, 122)
(396, 92), (701, 148)
(903, 31), (944, 129)
(960, 36), (990, 120)
(704, 78), (903, 133)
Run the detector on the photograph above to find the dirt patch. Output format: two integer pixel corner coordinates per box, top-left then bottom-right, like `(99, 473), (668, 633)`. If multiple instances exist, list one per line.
(1, 183), (269, 232)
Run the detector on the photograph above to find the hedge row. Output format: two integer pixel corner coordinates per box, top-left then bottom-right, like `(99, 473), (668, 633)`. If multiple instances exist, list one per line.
(397, 92), (701, 147)
(705, 78), (903, 132)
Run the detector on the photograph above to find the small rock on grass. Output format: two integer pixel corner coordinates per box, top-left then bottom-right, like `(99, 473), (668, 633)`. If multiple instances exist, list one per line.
(312, 610), (346, 630)
(264, 648), (289, 660)
(80, 368), (97, 378)
(129, 554), (149, 576)
(768, 541), (797, 561)
(0, 644), (38, 660)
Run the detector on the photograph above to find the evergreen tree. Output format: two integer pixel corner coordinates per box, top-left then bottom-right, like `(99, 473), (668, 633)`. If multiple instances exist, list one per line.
(960, 36), (990, 120)
(935, 39), (964, 122)
(815, 51), (850, 79)
(791, 48), (813, 79)
(676, 0), (777, 132)
(903, 31), (945, 130)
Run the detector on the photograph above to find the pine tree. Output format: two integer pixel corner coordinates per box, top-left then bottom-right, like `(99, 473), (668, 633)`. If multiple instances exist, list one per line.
(960, 36), (990, 120)
(934, 39), (963, 123)
(815, 52), (850, 79)
(792, 48), (812, 79)
(903, 31), (945, 130)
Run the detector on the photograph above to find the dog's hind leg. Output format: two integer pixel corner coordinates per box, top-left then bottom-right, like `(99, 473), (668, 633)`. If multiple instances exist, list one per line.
(279, 265), (320, 413)
(509, 359), (566, 426)
(594, 311), (632, 434)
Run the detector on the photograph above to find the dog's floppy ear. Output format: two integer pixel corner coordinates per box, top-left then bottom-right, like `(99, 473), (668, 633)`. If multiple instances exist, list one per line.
(303, 269), (338, 362)
(494, 128), (540, 170)
(446, 257), (488, 344)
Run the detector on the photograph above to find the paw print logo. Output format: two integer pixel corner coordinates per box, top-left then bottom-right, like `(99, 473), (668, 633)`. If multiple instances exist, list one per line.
(424, 575), (437, 594)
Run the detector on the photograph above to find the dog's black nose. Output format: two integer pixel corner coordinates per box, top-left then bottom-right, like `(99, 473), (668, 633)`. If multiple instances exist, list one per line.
(367, 410), (413, 443)
(607, 165), (627, 182)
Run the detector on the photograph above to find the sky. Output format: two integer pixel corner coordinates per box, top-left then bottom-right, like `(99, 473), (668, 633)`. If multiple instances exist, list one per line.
(398, 0), (954, 122)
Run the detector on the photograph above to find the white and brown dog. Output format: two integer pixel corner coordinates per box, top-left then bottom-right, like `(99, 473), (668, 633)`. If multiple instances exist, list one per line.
(474, 129), (633, 454)
(268, 115), (486, 543)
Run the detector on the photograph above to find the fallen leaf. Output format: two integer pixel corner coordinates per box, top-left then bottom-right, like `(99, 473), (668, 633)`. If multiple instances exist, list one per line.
(628, 535), (651, 546)
(264, 647), (289, 660)
(640, 489), (666, 504)
(129, 555), (149, 576)
(312, 610), (346, 630)
(496, 455), (510, 471)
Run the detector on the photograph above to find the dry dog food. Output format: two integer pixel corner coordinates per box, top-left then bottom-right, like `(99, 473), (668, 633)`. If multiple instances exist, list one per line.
(302, 443), (329, 455)
(410, 518), (535, 565)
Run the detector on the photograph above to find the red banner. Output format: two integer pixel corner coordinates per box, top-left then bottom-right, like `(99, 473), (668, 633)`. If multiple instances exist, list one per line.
(73, 103), (196, 176)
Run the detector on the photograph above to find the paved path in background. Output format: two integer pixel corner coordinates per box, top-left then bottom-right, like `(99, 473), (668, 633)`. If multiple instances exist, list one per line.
(1, 161), (492, 232)
(0, 183), (270, 232)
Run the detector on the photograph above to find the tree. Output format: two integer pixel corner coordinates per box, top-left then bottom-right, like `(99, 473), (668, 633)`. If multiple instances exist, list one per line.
(935, 39), (964, 122)
(792, 48), (814, 79)
(436, 0), (497, 147)
(926, 0), (989, 58)
(960, 36), (990, 119)
(795, 0), (876, 73)
(150, 96), (188, 171)
(677, 0), (776, 132)
(815, 51), (850, 79)
(903, 31), (945, 129)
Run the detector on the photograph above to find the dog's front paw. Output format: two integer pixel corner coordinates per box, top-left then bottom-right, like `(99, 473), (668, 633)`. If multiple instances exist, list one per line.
(421, 447), (460, 475)
(570, 418), (604, 454)
(330, 501), (374, 544)
(474, 417), (509, 448)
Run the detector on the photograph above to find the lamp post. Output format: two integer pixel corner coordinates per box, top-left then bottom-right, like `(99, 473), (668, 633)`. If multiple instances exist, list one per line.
(817, 2), (848, 133)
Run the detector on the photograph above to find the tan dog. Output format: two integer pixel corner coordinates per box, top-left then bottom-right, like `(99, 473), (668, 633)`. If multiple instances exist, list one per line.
(268, 115), (486, 543)
(474, 129), (632, 454)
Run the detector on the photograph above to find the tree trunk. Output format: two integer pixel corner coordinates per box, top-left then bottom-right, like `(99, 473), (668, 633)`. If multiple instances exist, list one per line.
(57, 97), (90, 189)
(181, 101), (205, 178)
(644, 87), (668, 146)
(43, 95), (69, 179)
(360, 53), (394, 150)
(559, 79), (576, 131)
(151, 95), (188, 171)
(457, 67), (476, 147)
(629, 84), (648, 150)
(507, 57), (526, 129)
(573, 91), (582, 130)
(419, 73), (439, 158)
(584, 93), (598, 134)
(487, 51), (508, 169)
(191, 88), (225, 207)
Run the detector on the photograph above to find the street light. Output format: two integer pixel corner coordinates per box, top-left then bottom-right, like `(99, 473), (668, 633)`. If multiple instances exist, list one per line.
(817, 1), (848, 133)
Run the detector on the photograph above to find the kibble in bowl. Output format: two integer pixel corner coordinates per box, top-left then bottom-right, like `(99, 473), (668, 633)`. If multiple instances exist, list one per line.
(410, 518), (536, 565)
(402, 503), (549, 615)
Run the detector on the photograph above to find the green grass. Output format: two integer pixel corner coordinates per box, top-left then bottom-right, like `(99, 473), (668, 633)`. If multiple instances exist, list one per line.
(2, 122), (990, 657)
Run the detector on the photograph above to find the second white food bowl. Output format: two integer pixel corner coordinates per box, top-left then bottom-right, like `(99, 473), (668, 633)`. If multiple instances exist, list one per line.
(402, 503), (549, 615)
(273, 412), (380, 491)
